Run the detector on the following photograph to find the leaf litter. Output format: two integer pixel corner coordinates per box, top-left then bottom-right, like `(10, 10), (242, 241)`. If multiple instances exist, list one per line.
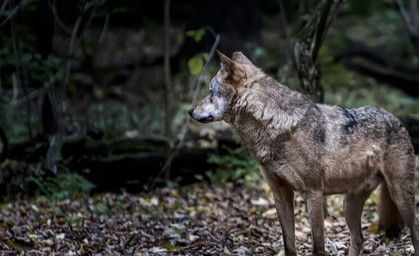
(0, 181), (417, 255)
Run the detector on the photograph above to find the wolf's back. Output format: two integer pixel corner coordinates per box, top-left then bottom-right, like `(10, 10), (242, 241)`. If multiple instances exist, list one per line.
(317, 105), (407, 144)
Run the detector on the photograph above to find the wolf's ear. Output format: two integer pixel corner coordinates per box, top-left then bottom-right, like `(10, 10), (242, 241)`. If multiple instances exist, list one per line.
(217, 50), (235, 74)
(232, 51), (253, 65)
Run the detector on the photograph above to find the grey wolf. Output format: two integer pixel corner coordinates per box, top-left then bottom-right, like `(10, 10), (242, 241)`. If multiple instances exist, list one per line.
(188, 51), (419, 256)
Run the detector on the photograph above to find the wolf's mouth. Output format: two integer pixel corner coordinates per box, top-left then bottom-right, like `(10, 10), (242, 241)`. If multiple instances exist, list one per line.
(198, 115), (213, 123)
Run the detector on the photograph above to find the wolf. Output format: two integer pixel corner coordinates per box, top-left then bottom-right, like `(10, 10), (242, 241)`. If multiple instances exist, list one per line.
(188, 51), (419, 256)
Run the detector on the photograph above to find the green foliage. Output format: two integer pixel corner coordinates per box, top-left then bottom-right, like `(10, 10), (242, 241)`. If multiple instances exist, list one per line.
(86, 101), (156, 139)
(185, 29), (206, 42)
(187, 56), (204, 75)
(25, 165), (58, 197)
(187, 53), (209, 76)
(25, 164), (95, 200)
(206, 145), (260, 187)
(0, 32), (65, 90)
(56, 172), (96, 198)
(317, 9), (419, 115)
(365, 190), (378, 207)
(65, 214), (83, 225)
(25, 54), (65, 83)
(90, 202), (109, 215)
(185, 28), (209, 76)
(364, 191), (378, 221)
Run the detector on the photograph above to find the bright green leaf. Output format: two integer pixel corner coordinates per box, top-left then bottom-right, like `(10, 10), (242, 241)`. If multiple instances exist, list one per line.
(187, 56), (204, 75)
(185, 29), (206, 42)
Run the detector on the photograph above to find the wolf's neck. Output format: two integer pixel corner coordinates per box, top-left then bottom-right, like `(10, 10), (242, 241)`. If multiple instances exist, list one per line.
(229, 79), (312, 163)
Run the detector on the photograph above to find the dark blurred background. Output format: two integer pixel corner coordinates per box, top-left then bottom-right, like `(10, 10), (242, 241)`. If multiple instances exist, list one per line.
(1, 0), (419, 201)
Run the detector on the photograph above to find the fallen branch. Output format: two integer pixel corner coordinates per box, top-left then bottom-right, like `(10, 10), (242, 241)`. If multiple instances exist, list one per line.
(337, 54), (419, 97)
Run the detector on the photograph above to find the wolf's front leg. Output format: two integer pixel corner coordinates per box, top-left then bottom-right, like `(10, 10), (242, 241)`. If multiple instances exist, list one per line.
(270, 184), (296, 255)
(263, 171), (296, 255)
(274, 189), (296, 255)
(306, 191), (325, 256)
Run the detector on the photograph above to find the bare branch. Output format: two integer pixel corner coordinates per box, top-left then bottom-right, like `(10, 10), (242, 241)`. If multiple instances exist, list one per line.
(395, 0), (418, 36)
(395, 0), (419, 59)
(277, 0), (289, 38)
(54, 0), (99, 120)
(11, 82), (53, 107)
(75, 1), (98, 47)
(410, 0), (418, 31)
(338, 56), (419, 97)
(0, 0), (10, 18)
(47, 0), (72, 34)
(153, 32), (221, 189)
(191, 34), (221, 106)
(99, 13), (111, 46)
(0, 0), (20, 27)
(63, 16), (81, 86)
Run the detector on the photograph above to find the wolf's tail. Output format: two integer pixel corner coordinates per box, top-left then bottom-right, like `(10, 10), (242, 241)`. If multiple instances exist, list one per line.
(378, 182), (403, 238)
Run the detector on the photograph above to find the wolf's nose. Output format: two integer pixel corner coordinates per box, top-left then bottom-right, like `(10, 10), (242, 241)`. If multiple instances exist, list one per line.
(188, 108), (193, 116)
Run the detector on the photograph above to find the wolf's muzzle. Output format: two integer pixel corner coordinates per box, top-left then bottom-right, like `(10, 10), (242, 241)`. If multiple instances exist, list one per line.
(188, 108), (213, 123)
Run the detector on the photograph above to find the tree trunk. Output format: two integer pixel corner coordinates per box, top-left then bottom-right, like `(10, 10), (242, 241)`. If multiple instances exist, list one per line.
(293, 0), (344, 103)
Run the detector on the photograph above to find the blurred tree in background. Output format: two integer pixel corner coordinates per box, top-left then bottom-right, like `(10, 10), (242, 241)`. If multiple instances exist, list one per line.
(1, 0), (419, 200)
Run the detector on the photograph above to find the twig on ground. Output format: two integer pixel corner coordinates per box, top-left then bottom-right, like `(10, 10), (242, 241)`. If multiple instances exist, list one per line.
(249, 239), (281, 253)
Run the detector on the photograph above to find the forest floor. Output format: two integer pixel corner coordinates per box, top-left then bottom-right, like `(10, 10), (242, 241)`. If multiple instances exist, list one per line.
(0, 181), (417, 256)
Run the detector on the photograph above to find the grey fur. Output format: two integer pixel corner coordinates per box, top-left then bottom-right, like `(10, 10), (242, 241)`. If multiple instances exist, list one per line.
(189, 51), (419, 256)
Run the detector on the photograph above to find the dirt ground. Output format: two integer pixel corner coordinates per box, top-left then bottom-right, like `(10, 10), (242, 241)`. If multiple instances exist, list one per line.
(1, 181), (418, 256)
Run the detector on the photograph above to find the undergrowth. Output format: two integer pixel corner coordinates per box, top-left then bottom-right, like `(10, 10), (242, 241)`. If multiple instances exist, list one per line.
(206, 145), (261, 187)
(1, 162), (95, 202)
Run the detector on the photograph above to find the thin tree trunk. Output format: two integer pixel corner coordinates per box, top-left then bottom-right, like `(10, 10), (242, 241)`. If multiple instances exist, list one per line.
(293, 0), (344, 103)
(163, 0), (171, 139)
(163, 0), (172, 180)
(10, 0), (33, 139)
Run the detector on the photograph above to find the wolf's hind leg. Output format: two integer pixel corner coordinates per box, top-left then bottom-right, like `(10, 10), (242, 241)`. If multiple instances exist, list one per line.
(385, 182), (419, 256)
(343, 190), (372, 256)
(382, 147), (419, 255)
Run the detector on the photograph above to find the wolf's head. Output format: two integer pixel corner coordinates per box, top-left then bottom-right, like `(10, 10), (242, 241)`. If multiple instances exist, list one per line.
(188, 51), (259, 123)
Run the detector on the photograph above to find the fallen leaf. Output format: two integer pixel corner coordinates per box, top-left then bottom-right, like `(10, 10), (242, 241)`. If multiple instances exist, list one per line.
(367, 223), (379, 234)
